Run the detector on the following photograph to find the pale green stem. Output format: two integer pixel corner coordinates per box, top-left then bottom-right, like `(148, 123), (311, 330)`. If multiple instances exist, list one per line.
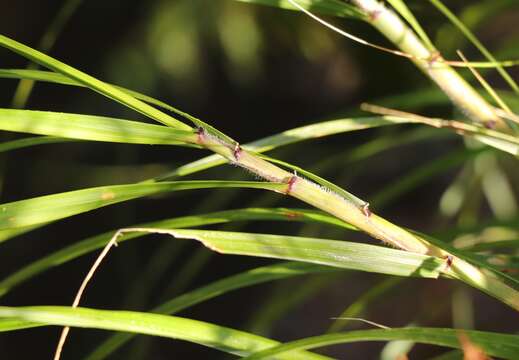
(194, 127), (519, 312)
(197, 128), (432, 254)
(352, 0), (506, 130)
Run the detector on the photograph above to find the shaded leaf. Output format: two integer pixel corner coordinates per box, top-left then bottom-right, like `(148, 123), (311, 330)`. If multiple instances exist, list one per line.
(242, 328), (519, 360)
(86, 262), (337, 360)
(235, 0), (363, 19)
(0, 35), (190, 129)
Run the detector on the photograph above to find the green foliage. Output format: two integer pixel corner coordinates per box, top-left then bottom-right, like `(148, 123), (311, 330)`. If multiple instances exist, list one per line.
(0, 181), (284, 232)
(0, 306), (330, 359)
(0, 0), (518, 359)
(242, 328), (519, 359)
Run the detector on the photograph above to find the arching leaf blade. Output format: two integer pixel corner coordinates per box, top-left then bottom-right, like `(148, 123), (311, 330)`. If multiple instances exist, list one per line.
(0, 207), (354, 296)
(0, 108), (197, 146)
(0, 181), (285, 231)
(0, 306), (330, 360)
(86, 262), (337, 360)
(243, 328), (519, 360)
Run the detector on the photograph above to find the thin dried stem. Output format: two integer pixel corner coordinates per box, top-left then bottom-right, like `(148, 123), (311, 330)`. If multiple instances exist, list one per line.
(329, 317), (390, 329)
(53, 230), (120, 360)
(361, 103), (519, 152)
(362, 103), (489, 133)
(287, 0), (416, 59)
(52, 227), (189, 359)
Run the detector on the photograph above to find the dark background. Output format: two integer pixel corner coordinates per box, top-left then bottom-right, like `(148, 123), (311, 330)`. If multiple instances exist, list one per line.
(0, 0), (518, 358)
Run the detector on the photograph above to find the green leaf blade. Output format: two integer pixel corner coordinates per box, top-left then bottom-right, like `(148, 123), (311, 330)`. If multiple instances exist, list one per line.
(169, 229), (443, 278)
(0, 35), (191, 130)
(244, 328), (519, 360)
(86, 262), (336, 360)
(0, 181), (285, 231)
(0, 207), (352, 296)
(0, 108), (197, 145)
(0, 306), (330, 360)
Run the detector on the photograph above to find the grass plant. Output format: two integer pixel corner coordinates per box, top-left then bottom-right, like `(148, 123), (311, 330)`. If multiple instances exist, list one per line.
(0, 0), (518, 358)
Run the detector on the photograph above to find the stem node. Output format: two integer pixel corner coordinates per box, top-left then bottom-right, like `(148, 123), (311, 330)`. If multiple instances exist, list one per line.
(233, 143), (242, 161)
(427, 51), (441, 68)
(368, 9), (381, 21)
(361, 202), (372, 217)
(484, 120), (497, 129)
(284, 175), (298, 195)
(195, 127), (206, 144)
(443, 255), (454, 271)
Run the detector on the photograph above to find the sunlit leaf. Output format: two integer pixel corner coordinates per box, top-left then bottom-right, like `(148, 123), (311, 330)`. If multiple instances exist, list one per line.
(0, 181), (284, 231)
(0, 208), (353, 296)
(0, 306), (329, 360)
(86, 262), (338, 360)
(0, 108), (197, 145)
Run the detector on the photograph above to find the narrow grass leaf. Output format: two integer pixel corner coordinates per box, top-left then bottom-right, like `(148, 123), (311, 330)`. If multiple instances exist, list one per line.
(0, 226), (39, 243)
(0, 70), (420, 177)
(11, 0), (84, 108)
(168, 229), (443, 278)
(0, 208), (353, 296)
(464, 239), (519, 252)
(366, 112), (519, 156)
(0, 70), (443, 177)
(86, 262), (337, 360)
(0, 109), (198, 146)
(0, 181), (285, 231)
(242, 328), (519, 360)
(428, 0), (519, 94)
(0, 35), (190, 130)
(0, 136), (73, 153)
(0, 69), (235, 145)
(472, 134), (519, 156)
(0, 68), (84, 86)
(0, 306), (329, 360)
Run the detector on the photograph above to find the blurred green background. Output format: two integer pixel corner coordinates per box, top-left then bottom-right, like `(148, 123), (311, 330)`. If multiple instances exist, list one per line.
(0, 0), (518, 358)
